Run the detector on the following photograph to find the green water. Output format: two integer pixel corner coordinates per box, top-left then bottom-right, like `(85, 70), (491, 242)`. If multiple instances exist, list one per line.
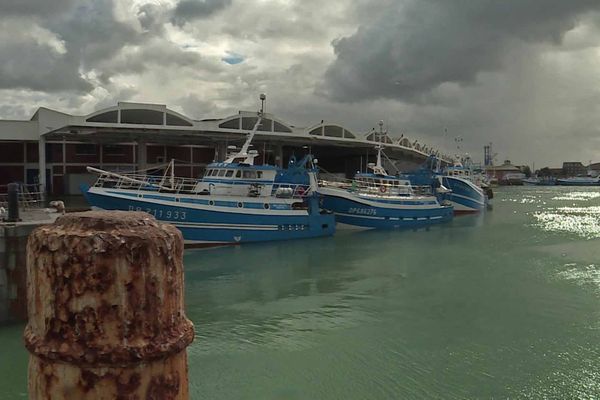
(2, 186), (600, 399)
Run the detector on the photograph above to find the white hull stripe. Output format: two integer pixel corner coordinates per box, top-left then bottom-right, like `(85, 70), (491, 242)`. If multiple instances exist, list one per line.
(335, 212), (385, 220)
(449, 193), (485, 206)
(174, 221), (279, 231)
(89, 188), (308, 216)
(334, 212), (444, 221)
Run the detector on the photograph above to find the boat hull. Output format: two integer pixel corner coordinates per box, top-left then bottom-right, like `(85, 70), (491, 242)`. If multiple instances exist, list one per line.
(83, 187), (335, 246)
(556, 179), (600, 186)
(440, 176), (486, 214)
(319, 188), (453, 229)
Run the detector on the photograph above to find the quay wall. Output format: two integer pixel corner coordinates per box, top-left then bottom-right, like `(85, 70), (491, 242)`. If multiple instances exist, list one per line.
(0, 223), (38, 323)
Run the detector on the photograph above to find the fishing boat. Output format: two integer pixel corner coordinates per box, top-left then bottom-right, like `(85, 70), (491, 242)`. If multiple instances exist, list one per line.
(405, 156), (488, 214)
(317, 124), (453, 229)
(443, 158), (489, 213)
(82, 95), (336, 247)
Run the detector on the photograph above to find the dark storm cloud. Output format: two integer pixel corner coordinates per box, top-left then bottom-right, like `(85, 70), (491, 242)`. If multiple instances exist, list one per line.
(0, 37), (93, 92)
(171, 0), (232, 26)
(324, 0), (600, 102)
(47, 0), (142, 70)
(0, 0), (77, 16)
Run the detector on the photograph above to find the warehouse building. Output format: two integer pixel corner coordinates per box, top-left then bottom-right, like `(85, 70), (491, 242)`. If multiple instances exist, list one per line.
(0, 101), (446, 196)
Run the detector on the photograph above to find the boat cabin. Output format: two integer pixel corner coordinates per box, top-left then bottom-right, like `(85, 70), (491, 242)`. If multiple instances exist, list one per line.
(446, 166), (472, 178)
(194, 163), (278, 197)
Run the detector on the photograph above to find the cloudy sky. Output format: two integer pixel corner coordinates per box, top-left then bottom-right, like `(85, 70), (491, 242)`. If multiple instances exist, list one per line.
(2, 0), (600, 167)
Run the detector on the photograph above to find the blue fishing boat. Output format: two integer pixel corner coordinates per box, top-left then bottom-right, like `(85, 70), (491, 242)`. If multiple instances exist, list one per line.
(404, 156), (488, 214)
(82, 96), (335, 247)
(317, 125), (453, 229)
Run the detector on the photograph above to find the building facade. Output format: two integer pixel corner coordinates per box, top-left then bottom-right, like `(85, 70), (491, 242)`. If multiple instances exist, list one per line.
(0, 101), (449, 196)
(562, 162), (586, 177)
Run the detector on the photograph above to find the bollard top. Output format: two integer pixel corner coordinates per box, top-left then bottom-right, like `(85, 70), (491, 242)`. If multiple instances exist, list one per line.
(55, 211), (160, 231)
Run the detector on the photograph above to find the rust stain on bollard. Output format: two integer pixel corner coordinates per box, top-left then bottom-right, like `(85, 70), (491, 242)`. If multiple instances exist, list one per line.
(23, 211), (194, 399)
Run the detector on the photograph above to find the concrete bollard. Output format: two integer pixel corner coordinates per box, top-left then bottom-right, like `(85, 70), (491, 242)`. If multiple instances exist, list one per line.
(23, 211), (194, 399)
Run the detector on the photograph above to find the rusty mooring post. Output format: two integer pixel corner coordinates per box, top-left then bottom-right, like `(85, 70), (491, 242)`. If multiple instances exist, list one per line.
(24, 211), (194, 399)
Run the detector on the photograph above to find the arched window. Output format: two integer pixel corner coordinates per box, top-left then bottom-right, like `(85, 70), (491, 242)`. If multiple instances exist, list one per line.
(309, 127), (323, 136)
(121, 109), (163, 125)
(242, 117), (258, 130)
(324, 125), (343, 138)
(219, 118), (240, 129)
(166, 113), (192, 126)
(273, 121), (292, 133)
(344, 129), (356, 139)
(258, 119), (272, 131)
(86, 110), (117, 123)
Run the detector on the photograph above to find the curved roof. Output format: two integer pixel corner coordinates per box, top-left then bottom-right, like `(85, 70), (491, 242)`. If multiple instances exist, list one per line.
(84, 102), (194, 127)
(217, 113), (294, 133)
(5, 100), (452, 164)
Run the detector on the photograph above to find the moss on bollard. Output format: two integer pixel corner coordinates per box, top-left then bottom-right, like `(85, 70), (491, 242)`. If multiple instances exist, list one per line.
(23, 211), (194, 399)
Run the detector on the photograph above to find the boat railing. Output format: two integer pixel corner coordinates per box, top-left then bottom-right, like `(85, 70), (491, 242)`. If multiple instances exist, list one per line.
(89, 167), (315, 199)
(270, 183), (313, 198)
(89, 168), (199, 194)
(319, 176), (436, 197)
(0, 183), (45, 209)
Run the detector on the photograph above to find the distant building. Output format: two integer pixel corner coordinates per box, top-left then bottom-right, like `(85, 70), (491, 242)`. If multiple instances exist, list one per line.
(589, 162), (600, 173)
(562, 162), (586, 177)
(486, 160), (524, 183)
(547, 168), (564, 177)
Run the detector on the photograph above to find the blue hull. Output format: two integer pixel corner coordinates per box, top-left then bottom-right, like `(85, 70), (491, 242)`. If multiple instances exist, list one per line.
(440, 176), (486, 214)
(83, 188), (335, 247)
(321, 193), (453, 229)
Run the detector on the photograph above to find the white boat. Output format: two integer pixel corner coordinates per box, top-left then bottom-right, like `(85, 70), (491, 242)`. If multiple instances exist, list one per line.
(556, 176), (600, 186)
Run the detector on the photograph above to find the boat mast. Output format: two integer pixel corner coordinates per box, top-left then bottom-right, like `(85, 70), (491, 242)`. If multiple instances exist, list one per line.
(225, 93), (266, 165)
(371, 120), (387, 176)
(169, 159), (175, 190)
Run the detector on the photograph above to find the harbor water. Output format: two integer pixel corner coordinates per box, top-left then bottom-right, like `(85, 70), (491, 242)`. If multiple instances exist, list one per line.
(1, 186), (600, 398)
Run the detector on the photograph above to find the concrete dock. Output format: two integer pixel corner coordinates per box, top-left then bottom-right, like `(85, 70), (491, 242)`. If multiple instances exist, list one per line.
(0, 210), (60, 324)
